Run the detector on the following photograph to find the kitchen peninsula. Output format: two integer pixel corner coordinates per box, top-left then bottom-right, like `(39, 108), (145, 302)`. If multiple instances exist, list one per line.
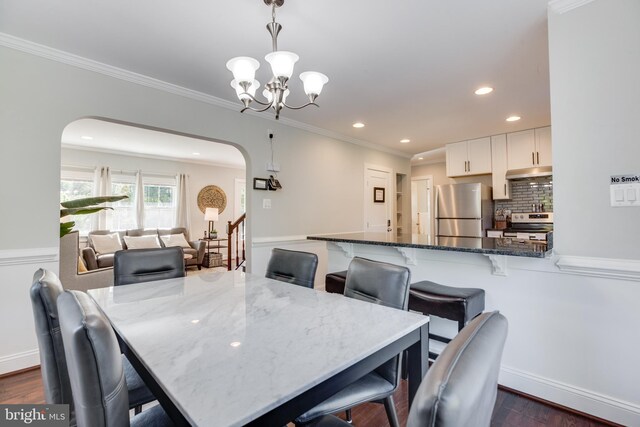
(307, 231), (552, 258)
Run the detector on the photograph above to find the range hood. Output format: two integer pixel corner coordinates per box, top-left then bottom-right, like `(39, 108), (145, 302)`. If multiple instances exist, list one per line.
(505, 165), (552, 180)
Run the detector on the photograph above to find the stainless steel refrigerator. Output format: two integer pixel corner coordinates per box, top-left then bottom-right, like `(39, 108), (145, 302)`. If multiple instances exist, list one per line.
(435, 183), (493, 242)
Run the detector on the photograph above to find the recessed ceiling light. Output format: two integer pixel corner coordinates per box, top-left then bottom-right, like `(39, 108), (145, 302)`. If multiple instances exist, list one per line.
(352, 122), (365, 128)
(192, 152), (201, 156)
(506, 116), (521, 122)
(475, 87), (494, 95)
(81, 135), (93, 140)
(230, 341), (242, 347)
(191, 319), (200, 324)
(400, 139), (410, 144)
(418, 157), (424, 160)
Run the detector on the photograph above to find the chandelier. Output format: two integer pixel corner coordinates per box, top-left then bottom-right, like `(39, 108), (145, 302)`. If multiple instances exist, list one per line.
(226, 0), (328, 120)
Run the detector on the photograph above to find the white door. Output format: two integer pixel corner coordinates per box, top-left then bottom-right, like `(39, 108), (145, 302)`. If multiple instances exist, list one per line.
(411, 176), (432, 236)
(365, 167), (392, 233)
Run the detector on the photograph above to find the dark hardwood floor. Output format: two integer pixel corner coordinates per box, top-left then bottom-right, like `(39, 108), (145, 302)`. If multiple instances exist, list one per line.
(0, 368), (619, 426)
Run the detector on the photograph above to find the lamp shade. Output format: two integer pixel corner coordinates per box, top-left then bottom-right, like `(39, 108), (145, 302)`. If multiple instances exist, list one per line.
(226, 57), (260, 83)
(265, 51), (299, 79)
(263, 88), (290, 104)
(299, 72), (328, 96)
(204, 208), (219, 221)
(231, 79), (259, 101)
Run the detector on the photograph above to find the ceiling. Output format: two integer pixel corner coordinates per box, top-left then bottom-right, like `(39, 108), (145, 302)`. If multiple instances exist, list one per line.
(0, 0), (551, 161)
(62, 119), (246, 169)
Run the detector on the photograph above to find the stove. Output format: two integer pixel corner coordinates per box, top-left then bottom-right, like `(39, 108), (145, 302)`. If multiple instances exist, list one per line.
(503, 212), (553, 241)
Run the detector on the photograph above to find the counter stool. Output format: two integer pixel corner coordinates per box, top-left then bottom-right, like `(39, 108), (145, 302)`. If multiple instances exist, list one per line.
(409, 280), (485, 360)
(325, 270), (347, 294)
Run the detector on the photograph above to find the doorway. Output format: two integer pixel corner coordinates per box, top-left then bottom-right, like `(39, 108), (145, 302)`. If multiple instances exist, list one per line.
(364, 165), (393, 234)
(411, 176), (432, 236)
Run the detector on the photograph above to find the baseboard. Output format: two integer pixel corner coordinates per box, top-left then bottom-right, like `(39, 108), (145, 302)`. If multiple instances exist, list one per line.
(500, 365), (640, 426)
(0, 349), (40, 376)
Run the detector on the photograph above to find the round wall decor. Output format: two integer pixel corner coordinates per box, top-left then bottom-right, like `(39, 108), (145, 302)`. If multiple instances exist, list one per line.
(197, 185), (227, 214)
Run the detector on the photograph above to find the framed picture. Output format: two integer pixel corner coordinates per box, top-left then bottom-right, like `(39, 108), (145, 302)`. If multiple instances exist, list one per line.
(373, 187), (385, 203)
(253, 178), (268, 190)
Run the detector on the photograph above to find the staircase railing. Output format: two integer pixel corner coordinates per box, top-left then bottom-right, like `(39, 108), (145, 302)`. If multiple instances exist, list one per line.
(226, 213), (246, 271)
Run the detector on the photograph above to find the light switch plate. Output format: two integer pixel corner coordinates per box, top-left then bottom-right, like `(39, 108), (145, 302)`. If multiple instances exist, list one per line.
(263, 198), (272, 209)
(610, 174), (640, 207)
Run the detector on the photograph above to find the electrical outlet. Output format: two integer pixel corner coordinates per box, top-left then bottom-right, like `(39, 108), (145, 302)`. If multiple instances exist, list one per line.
(263, 198), (272, 209)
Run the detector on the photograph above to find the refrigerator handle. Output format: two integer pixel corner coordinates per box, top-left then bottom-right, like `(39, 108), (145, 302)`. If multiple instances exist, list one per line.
(434, 186), (439, 237)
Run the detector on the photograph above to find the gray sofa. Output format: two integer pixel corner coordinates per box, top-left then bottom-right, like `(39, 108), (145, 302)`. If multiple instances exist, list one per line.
(82, 227), (205, 270)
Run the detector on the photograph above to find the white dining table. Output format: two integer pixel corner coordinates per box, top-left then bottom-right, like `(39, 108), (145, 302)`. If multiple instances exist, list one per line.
(88, 270), (429, 427)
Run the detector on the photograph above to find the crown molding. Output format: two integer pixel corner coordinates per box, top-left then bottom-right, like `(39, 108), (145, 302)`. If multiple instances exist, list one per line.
(548, 0), (595, 14)
(0, 32), (411, 160)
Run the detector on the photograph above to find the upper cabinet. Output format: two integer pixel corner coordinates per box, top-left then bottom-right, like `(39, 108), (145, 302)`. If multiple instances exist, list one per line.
(446, 137), (492, 177)
(507, 126), (552, 169)
(491, 134), (511, 200)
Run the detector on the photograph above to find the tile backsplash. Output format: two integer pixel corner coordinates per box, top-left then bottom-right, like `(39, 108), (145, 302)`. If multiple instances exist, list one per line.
(495, 176), (553, 213)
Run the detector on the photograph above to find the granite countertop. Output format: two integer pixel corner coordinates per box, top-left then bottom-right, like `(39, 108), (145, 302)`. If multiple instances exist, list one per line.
(307, 232), (553, 258)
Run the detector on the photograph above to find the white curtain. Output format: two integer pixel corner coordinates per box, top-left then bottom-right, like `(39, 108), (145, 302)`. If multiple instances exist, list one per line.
(175, 174), (190, 231)
(135, 170), (145, 229)
(93, 166), (111, 230)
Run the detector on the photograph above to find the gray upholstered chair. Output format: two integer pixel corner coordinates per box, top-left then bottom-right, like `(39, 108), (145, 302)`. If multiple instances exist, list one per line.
(58, 290), (174, 427)
(29, 269), (155, 425)
(113, 247), (185, 286)
(304, 311), (508, 427)
(295, 257), (411, 427)
(265, 248), (319, 289)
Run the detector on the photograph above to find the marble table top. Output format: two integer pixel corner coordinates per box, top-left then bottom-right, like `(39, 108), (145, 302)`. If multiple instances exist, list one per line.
(88, 271), (428, 427)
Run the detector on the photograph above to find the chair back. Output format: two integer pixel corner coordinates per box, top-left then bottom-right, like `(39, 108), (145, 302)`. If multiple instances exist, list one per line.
(58, 290), (130, 427)
(265, 248), (318, 288)
(406, 311), (508, 427)
(113, 247), (185, 286)
(29, 269), (74, 408)
(344, 257), (411, 386)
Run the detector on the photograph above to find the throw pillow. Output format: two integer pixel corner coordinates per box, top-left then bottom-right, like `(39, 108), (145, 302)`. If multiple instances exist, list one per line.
(123, 235), (161, 249)
(160, 233), (192, 249)
(77, 256), (88, 273)
(91, 233), (123, 254)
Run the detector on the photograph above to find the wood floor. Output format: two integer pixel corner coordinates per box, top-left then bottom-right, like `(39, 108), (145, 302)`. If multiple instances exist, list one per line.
(0, 368), (618, 426)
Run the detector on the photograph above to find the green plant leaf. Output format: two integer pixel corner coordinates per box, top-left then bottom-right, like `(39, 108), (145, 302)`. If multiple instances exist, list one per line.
(60, 206), (113, 218)
(60, 221), (75, 238)
(60, 195), (128, 209)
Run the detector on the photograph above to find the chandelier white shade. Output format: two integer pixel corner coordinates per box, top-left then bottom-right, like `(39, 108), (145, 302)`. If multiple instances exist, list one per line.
(225, 0), (328, 120)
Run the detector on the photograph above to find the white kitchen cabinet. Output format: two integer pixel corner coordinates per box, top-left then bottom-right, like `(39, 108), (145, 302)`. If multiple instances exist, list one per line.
(507, 127), (552, 169)
(535, 126), (552, 167)
(491, 134), (511, 200)
(446, 137), (492, 177)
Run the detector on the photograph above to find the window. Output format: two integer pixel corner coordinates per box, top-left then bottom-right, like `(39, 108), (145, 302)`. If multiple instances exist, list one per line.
(143, 179), (176, 229)
(61, 168), (177, 232)
(60, 169), (95, 236)
(110, 176), (136, 231)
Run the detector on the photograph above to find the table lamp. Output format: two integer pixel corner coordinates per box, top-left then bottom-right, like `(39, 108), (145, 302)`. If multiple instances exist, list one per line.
(204, 208), (219, 238)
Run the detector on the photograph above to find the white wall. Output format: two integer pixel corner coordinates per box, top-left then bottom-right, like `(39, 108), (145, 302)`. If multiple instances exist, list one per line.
(0, 44), (410, 374)
(61, 147), (245, 240)
(549, 0), (640, 259)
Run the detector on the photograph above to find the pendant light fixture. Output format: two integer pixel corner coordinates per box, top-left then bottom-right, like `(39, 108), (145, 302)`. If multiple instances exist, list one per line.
(226, 0), (328, 120)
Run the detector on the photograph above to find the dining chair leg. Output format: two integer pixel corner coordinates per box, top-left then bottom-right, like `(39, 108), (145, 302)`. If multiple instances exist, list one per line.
(345, 409), (352, 423)
(383, 395), (400, 427)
